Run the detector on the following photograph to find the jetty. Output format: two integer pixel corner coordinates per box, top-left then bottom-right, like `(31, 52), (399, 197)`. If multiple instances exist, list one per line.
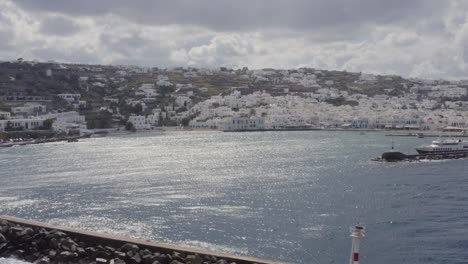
(0, 215), (286, 264)
(376, 151), (468, 162)
(0, 134), (90, 148)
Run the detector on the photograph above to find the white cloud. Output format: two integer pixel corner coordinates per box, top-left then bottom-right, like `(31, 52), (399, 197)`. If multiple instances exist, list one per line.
(1, 0), (468, 79)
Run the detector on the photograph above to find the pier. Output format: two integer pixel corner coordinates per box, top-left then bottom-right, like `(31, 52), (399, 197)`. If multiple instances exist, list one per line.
(0, 215), (286, 264)
(376, 151), (468, 162)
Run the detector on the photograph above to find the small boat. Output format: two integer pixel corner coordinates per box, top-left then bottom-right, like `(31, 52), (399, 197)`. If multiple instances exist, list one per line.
(416, 139), (468, 154)
(67, 138), (79, 143)
(417, 133), (424, 138)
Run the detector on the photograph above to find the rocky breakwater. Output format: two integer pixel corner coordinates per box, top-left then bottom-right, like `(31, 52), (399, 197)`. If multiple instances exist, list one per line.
(0, 217), (282, 264)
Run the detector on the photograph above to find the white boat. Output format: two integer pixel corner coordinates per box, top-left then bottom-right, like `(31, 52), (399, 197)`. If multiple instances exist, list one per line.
(416, 139), (468, 154)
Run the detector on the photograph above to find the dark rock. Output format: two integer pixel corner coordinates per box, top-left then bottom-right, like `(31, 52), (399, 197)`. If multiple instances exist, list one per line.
(172, 255), (186, 263)
(86, 247), (98, 255)
(35, 238), (48, 249)
(96, 245), (107, 251)
(59, 250), (78, 259)
(156, 254), (169, 264)
(25, 254), (38, 262)
(12, 249), (25, 258)
(0, 242), (8, 252)
(169, 261), (184, 264)
(31, 252), (42, 260)
(61, 237), (78, 251)
(151, 261), (161, 264)
(130, 253), (142, 264)
(96, 250), (112, 259)
(96, 258), (108, 263)
(49, 238), (59, 249)
(0, 224), (8, 234)
(10, 226), (25, 233)
(215, 260), (228, 264)
(121, 243), (139, 253)
(113, 258), (126, 264)
(77, 247), (86, 256)
(34, 256), (51, 264)
(114, 251), (126, 258)
(17, 227), (34, 237)
(48, 249), (57, 258)
(142, 253), (156, 264)
(142, 249), (152, 256)
(38, 228), (49, 235)
(78, 241), (87, 248)
(126, 250), (134, 257)
(79, 258), (92, 264)
(105, 246), (116, 252)
(48, 230), (67, 239)
(0, 233), (6, 243)
(186, 254), (203, 264)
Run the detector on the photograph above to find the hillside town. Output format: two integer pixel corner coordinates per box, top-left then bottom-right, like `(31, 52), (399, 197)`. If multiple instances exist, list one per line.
(1, 59), (468, 138)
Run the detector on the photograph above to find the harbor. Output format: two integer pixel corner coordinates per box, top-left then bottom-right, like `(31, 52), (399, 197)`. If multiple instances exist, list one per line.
(1, 131), (467, 263)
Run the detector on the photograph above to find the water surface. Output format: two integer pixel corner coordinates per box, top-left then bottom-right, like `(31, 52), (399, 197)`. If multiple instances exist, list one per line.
(1, 131), (467, 264)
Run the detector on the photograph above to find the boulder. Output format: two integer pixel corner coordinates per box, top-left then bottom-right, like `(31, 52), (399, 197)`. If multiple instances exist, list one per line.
(112, 258), (127, 264)
(130, 252), (142, 264)
(96, 258), (108, 263)
(142, 253), (157, 264)
(186, 254), (203, 264)
(155, 254), (169, 264)
(34, 256), (51, 264)
(121, 243), (139, 253)
(0, 233), (6, 243)
(48, 249), (57, 258)
(114, 250), (126, 258)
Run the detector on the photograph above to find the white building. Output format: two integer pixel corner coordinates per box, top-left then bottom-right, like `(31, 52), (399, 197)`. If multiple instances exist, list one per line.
(223, 117), (265, 131)
(136, 83), (158, 98)
(11, 103), (47, 115)
(0, 111), (11, 120)
(57, 94), (81, 103)
(0, 118), (45, 132)
(128, 115), (151, 130)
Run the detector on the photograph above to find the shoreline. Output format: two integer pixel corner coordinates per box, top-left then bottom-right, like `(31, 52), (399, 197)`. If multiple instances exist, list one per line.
(146, 127), (468, 137)
(2, 128), (467, 148)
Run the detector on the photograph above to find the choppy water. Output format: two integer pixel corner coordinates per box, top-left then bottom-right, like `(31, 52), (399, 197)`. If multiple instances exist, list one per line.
(0, 131), (467, 264)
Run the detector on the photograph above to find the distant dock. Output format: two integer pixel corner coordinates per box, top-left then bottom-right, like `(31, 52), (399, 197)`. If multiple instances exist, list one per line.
(384, 132), (468, 138)
(376, 151), (468, 162)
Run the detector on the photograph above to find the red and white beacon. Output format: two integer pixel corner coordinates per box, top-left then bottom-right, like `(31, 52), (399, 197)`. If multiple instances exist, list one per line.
(349, 224), (365, 264)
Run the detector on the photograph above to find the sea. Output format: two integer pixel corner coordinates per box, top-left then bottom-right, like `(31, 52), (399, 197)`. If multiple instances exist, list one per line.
(0, 130), (467, 264)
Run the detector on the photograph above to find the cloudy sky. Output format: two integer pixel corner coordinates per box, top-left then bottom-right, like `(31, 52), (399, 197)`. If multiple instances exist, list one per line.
(1, 0), (468, 79)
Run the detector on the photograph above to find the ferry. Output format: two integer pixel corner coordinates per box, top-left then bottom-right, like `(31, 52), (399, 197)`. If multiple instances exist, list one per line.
(416, 139), (468, 154)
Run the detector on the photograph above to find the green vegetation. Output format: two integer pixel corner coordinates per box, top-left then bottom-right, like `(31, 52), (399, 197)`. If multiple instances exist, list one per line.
(325, 97), (359, 107)
(125, 121), (136, 132)
(42, 118), (55, 130)
(86, 110), (114, 129)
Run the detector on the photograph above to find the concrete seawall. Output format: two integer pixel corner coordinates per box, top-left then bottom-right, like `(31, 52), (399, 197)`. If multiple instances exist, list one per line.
(0, 215), (287, 264)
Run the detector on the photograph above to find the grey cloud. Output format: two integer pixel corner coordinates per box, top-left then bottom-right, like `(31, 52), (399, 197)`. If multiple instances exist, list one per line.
(15, 0), (446, 34)
(32, 46), (98, 64)
(4, 0), (468, 79)
(0, 30), (14, 51)
(99, 33), (147, 56)
(98, 32), (175, 67)
(40, 16), (81, 36)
